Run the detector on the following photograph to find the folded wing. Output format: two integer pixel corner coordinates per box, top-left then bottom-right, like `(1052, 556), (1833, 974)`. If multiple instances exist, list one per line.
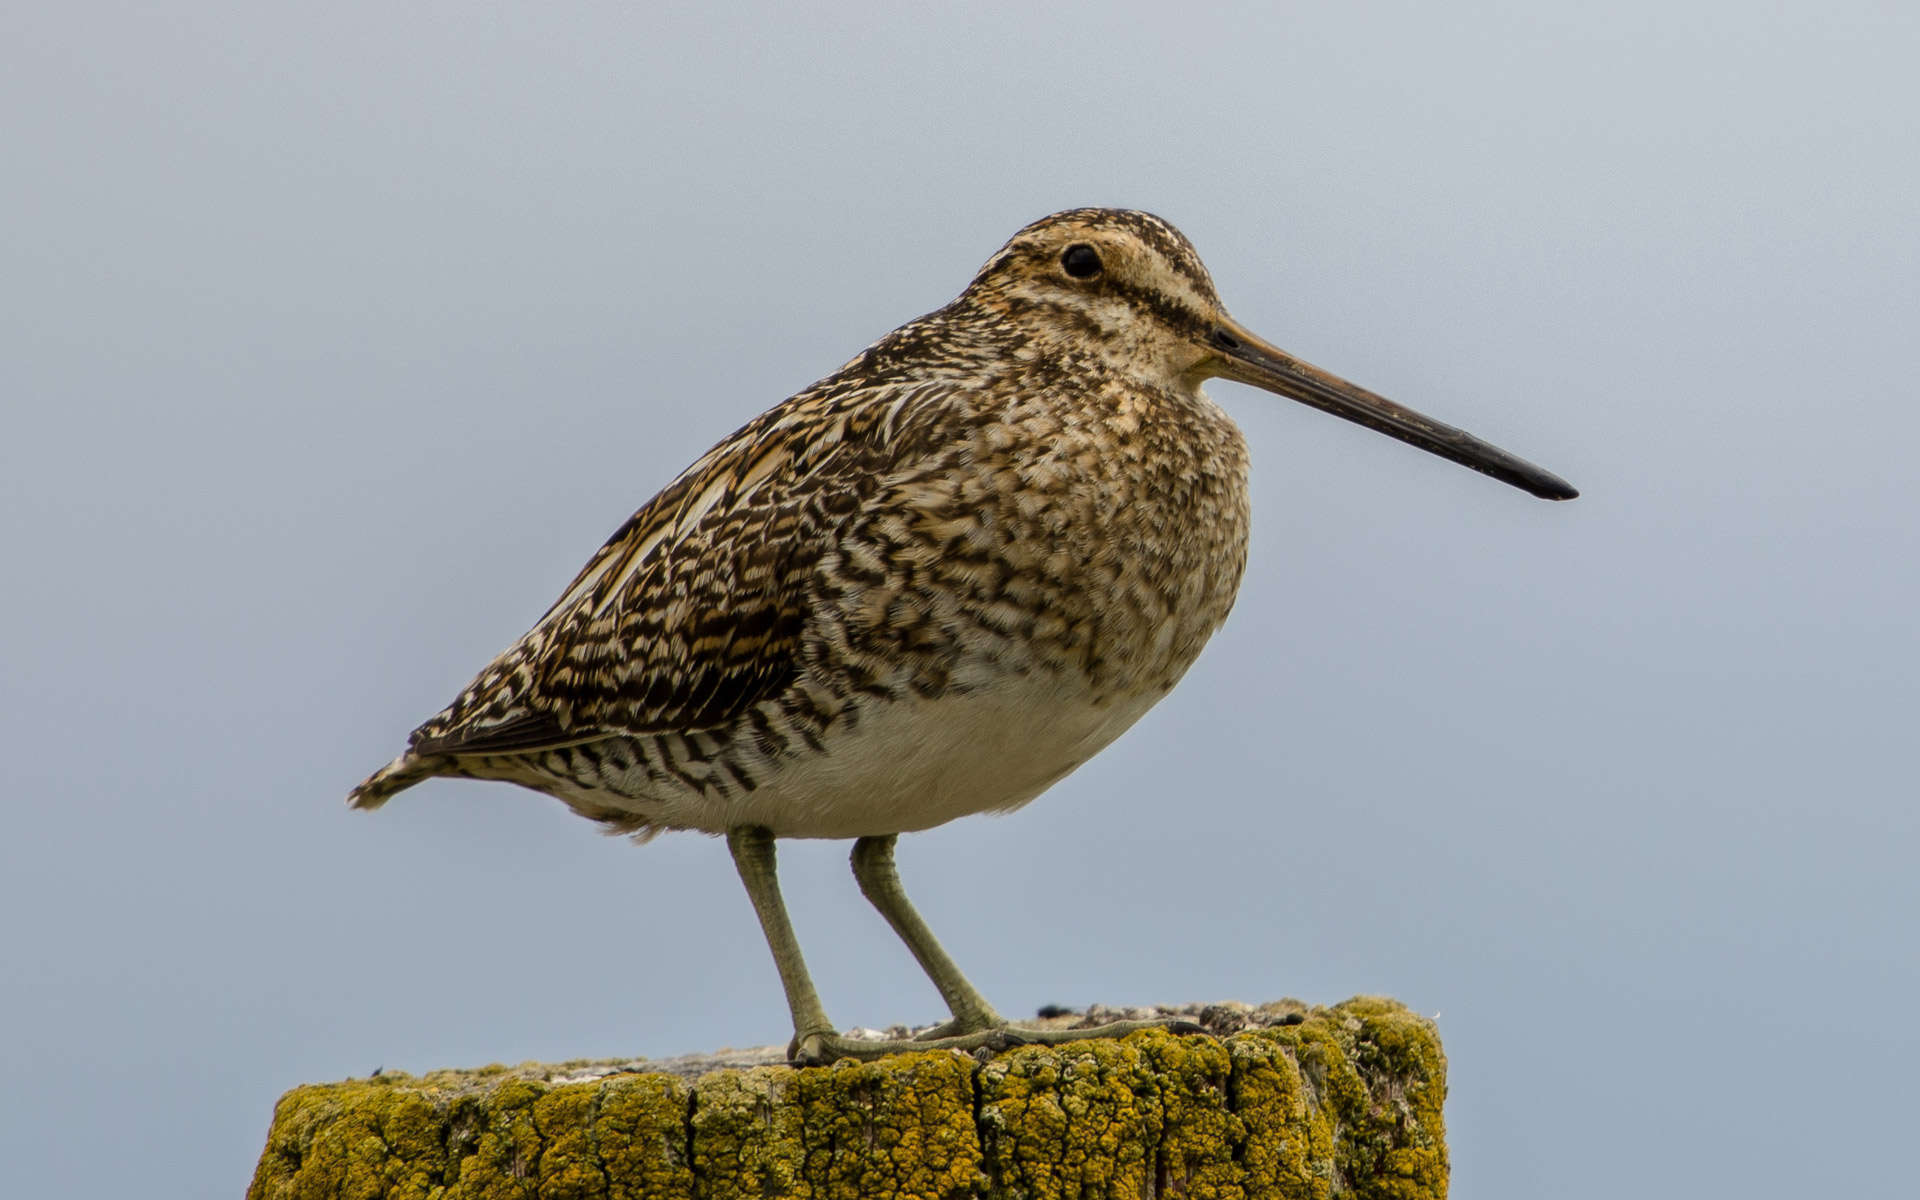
(407, 379), (957, 757)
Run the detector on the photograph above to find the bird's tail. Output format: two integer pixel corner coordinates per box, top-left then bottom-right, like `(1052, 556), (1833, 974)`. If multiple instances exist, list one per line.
(346, 751), (443, 810)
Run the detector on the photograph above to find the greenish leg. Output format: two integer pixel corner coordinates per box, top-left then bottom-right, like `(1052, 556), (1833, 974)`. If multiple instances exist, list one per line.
(726, 827), (837, 1059)
(850, 834), (1004, 1036)
(731, 826), (1203, 1066)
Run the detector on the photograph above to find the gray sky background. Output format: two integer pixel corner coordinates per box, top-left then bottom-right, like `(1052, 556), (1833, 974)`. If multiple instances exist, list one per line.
(4, 3), (1916, 1196)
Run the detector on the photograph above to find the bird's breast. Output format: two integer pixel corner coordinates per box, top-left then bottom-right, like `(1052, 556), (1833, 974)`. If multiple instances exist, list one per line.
(817, 379), (1251, 705)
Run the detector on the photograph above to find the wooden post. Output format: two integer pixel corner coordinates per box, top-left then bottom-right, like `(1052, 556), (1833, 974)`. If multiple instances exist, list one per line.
(249, 997), (1446, 1199)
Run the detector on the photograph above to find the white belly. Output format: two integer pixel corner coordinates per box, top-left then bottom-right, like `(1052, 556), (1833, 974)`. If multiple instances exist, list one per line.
(666, 676), (1171, 839)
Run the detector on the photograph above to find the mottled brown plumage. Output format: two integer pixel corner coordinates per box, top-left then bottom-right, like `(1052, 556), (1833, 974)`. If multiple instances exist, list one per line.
(349, 210), (1256, 837)
(347, 208), (1574, 1061)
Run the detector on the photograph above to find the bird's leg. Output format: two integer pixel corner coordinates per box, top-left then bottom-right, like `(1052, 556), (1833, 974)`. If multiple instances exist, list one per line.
(850, 835), (1004, 1038)
(731, 826), (1202, 1065)
(726, 826), (838, 1063)
(844, 836), (1194, 1053)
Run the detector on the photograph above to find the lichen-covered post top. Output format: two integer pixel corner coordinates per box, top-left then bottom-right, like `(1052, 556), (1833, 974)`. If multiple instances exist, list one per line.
(250, 998), (1450, 1200)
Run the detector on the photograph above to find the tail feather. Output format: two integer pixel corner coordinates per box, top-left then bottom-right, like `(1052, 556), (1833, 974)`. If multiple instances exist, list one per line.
(347, 752), (444, 810)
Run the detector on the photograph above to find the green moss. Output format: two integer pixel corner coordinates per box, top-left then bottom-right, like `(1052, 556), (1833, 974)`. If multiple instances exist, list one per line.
(591, 1076), (695, 1200)
(1140, 1030), (1244, 1199)
(1225, 998), (1448, 1200)
(693, 1051), (983, 1198)
(249, 998), (1445, 1200)
(247, 1080), (452, 1200)
(978, 1035), (1158, 1196)
(975, 1029), (1252, 1199)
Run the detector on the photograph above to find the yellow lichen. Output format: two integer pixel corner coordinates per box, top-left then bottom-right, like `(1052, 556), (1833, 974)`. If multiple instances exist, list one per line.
(248, 998), (1445, 1200)
(591, 1075), (695, 1200)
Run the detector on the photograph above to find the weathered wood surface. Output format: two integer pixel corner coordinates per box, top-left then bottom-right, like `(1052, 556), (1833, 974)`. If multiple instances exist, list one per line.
(249, 997), (1445, 1199)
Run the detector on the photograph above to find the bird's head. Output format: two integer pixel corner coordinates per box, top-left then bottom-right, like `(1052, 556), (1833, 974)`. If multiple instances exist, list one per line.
(963, 208), (1577, 501)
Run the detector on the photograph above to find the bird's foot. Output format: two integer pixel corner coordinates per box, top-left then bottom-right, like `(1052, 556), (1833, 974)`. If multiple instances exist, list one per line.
(787, 1017), (1206, 1065)
(975, 1017), (1209, 1050)
(787, 1026), (994, 1064)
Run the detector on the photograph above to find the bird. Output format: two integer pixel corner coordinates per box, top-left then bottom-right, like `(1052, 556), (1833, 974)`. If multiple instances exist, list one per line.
(348, 208), (1576, 1064)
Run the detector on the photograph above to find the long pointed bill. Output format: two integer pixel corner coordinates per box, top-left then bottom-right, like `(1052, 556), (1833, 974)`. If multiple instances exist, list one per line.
(1208, 318), (1578, 500)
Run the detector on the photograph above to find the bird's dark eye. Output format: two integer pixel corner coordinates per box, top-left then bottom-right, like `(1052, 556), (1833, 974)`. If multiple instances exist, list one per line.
(1060, 244), (1103, 279)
